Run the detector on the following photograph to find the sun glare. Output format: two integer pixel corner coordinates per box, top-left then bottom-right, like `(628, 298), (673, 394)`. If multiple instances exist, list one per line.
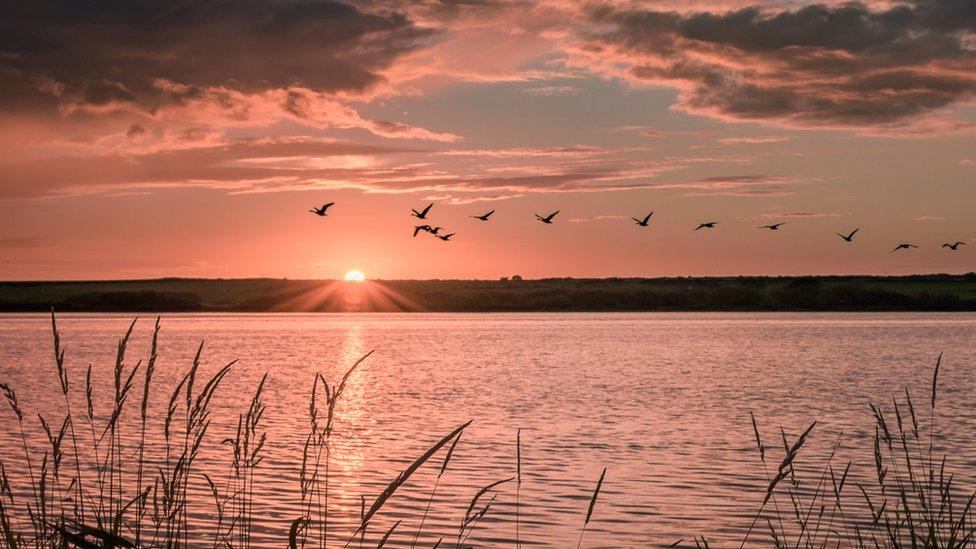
(344, 269), (366, 282)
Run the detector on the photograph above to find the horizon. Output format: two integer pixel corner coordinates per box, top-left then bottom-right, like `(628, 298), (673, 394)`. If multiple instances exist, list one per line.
(1, 1), (975, 280)
(4, 271), (976, 284)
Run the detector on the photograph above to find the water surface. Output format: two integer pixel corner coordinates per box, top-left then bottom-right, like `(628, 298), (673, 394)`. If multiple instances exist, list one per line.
(1, 313), (975, 547)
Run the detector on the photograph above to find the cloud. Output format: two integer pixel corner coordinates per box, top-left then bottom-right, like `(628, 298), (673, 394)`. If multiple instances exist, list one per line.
(580, 1), (976, 132)
(1, 1), (431, 105)
(523, 85), (581, 96)
(0, 131), (788, 201)
(436, 145), (647, 158)
(569, 214), (628, 222)
(0, 1), (459, 141)
(760, 211), (846, 218)
(0, 137), (421, 200)
(718, 136), (796, 144)
(0, 238), (59, 249)
(915, 215), (949, 221)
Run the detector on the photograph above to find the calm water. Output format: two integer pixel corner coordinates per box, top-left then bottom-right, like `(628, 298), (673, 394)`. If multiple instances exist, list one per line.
(1, 313), (976, 547)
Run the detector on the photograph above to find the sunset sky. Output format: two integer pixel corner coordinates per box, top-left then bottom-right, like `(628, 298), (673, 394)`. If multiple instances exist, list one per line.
(1, 0), (974, 280)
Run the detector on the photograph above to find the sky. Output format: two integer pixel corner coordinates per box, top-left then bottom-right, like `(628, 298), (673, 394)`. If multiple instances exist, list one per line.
(1, 0), (974, 280)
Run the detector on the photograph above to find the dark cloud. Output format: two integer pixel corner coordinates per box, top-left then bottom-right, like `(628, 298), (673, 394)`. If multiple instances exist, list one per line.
(588, 1), (976, 129)
(0, 1), (434, 114)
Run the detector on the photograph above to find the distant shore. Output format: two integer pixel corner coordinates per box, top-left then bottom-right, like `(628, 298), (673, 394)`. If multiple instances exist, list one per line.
(2, 274), (976, 312)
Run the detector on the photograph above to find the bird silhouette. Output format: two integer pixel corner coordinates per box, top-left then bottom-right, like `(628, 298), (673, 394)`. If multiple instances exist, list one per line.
(943, 242), (966, 250)
(413, 225), (432, 237)
(535, 211), (559, 224)
(429, 226), (443, 235)
(632, 212), (654, 227)
(695, 221), (718, 230)
(309, 202), (334, 216)
(412, 203), (433, 219)
(471, 210), (495, 221)
(760, 223), (785, 230)
(837, 228), (859, 242)
(436, 233), (455, 241)
(891, 243), (918, 252)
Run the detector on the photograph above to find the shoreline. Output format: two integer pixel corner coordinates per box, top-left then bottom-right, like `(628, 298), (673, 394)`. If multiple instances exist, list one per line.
(2, 274), (975, 312)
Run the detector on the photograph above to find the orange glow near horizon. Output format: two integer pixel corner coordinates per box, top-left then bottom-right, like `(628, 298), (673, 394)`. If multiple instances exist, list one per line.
(268, 279), (426, 312)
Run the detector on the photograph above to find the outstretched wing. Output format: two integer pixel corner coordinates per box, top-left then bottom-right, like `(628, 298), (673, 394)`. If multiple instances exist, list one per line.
(420, 203), (433, 216)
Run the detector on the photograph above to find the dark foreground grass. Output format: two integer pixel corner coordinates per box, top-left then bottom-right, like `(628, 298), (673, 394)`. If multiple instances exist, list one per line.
(0, 314), (973, 547)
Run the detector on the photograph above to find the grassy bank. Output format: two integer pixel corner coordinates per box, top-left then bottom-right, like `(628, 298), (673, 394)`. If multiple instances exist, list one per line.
(2, 274), (976, 312)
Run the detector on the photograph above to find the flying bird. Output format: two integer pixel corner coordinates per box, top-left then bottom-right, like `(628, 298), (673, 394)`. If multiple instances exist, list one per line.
(891, 243), (918, 252)
(436, 233), (455, 241)
(837, 228), (859, 242)
(632, 212), (654, 227)
(309, 202), (334, 216)
(412, 203), (433, 220)
(943, 242), (966, 250)
(428, 226), (444, 235)
(413, 225), (432, 237)
(535, 211), (559, 224)
(471, 210), (495, 221)
(760, 223), (785, 230)
(695, 222), (718, 231)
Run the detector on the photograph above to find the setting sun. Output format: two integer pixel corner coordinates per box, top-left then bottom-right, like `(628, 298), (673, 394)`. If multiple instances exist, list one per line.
(344, 269), (366, 282)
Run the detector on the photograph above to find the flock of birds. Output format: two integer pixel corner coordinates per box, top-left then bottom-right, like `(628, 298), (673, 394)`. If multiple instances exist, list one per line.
(309, 202), (968, 253)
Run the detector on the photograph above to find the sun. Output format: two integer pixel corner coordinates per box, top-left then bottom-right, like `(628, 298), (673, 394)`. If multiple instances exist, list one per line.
(344, 269), (366, 282)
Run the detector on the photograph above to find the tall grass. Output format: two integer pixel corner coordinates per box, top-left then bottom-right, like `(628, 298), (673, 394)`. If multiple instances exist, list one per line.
(2, 315), (975, 547)
(737, 353), (976, 548)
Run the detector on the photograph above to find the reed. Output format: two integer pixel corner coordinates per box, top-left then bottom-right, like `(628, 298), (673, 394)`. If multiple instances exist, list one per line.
(576, 467), (606, 549)
(515, 428), (522, 549)
(411, 431), (462, 547)
(457, 477), (514, 547)
(736, 353), (976, 549)
(351, 420), (472, 546)
(298, 350), (373, 548)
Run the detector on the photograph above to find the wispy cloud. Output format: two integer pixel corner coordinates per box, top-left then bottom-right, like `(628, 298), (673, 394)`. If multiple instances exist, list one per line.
(760, 211), (847, 219)
(0, 237), (59, 249)
(569, 215), (627, 223)
(718, 136), (796, 145)
(524, 85), (581, 96)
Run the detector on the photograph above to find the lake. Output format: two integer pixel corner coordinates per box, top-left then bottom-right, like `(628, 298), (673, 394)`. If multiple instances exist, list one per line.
(1, 313), (975, 547)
